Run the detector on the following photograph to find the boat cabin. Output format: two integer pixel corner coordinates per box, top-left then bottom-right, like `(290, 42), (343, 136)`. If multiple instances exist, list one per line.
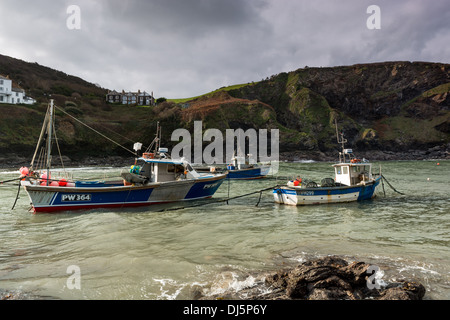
(121, 147), (203, 185)
(228, 154), (256, 170)
(138, 158), (200, 182)
(332, 149), (373, 186)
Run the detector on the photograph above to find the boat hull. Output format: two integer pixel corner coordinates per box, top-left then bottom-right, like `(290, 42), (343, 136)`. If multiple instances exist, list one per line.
(273, 177), (380, 206)
(22, 175), (226, 213)
(227, 165), (270, 180)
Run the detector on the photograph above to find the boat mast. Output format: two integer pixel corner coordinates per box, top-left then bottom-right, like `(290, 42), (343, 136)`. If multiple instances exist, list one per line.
(46, 99), (54, 185)
(156, 121), (161, 153)
(335, 119), (345, 162)
(30, 105), (50, 170)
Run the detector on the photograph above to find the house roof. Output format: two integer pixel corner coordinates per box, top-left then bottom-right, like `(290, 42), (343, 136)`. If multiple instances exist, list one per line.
(107, 90), (153, 97)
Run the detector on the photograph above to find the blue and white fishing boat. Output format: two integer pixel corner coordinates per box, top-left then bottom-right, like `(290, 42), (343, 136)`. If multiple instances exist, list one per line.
(20, 100), (226, 213)
(273, 126), (381, 206)
(226, 153), (271, 180)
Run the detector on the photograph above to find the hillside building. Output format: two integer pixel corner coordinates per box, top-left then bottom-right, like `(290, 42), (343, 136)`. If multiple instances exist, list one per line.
(106, 90), (155, 106)
(0, 75), (36, 104)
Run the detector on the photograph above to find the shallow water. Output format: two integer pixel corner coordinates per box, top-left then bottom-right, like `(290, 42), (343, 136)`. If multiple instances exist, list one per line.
(0, 160), (449, 299)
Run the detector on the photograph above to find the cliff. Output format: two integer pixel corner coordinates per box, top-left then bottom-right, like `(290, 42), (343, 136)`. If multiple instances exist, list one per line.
(226, 62), (449, 157)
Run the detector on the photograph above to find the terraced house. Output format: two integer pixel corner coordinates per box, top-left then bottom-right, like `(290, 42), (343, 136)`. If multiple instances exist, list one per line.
(106, 89), (155, 106)
(0, 75), (36, 104)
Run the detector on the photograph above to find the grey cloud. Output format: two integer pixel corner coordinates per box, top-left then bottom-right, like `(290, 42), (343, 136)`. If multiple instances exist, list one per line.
(0, 0), (448, 98)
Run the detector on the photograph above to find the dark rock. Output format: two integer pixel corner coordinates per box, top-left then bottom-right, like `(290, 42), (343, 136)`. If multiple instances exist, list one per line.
(308, 275), (352, 291)
(308, 287), (350, 300)
(201, 256), (427, 300)
(340, 261), (371, 286)
(380, 281), (426, 300)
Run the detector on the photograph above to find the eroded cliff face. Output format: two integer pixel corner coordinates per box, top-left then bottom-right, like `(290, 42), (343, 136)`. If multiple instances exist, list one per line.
(225, 61), (449, 154)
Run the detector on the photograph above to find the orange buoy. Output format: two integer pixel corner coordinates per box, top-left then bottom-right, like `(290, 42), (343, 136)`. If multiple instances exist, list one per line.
(19, 167), (29, 176)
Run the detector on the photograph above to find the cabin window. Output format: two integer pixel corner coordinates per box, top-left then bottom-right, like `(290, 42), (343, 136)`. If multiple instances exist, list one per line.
(343, 166), (348, 174)
(336, 168), (341, 175)
(167, 164), (185, 173)
(352, 166), (360, 173)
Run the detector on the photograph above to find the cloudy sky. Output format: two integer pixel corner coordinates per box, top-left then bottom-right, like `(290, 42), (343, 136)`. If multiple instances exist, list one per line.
(0, 0), (449, 99)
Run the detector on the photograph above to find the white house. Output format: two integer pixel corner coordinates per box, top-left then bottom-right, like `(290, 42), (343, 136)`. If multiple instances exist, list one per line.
(0, 75), (36, 105)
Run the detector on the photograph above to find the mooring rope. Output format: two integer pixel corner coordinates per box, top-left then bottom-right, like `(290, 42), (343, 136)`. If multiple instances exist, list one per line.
(157, 184), (280, 212)
(381, 174), (405, 195)
(11, 181), (21, 210)
(0, 177), (23, 184)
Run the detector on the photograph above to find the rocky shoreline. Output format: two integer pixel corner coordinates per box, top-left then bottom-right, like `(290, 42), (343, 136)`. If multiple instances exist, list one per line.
(200, 256), (426, 300)
(281, 144), (450, 162)
(0, 145), (449, 171)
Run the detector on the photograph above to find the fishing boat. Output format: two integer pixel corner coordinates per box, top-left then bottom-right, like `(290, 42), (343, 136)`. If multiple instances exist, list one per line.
(226, 153), (271, 180)
(273, 125), (381, 206)
(19, 100), (227, 213)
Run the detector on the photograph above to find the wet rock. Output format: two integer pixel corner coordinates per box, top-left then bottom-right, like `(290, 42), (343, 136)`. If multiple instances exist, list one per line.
(380, 281), (426, 300)
(201, 256), (426, 300)
(262, 256), (426, 300)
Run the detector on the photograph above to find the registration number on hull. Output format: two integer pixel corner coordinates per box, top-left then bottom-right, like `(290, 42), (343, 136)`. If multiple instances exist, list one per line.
(61, 194), (92, 202)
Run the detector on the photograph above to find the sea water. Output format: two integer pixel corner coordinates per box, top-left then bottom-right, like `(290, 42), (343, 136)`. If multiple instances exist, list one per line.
(0, 160), (449, 299)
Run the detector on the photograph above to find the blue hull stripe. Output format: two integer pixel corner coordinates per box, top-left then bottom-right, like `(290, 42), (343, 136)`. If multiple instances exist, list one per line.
(53, 188), (154, 206)
(227, 167), (269, 179)
(184, 179), (224, 199)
